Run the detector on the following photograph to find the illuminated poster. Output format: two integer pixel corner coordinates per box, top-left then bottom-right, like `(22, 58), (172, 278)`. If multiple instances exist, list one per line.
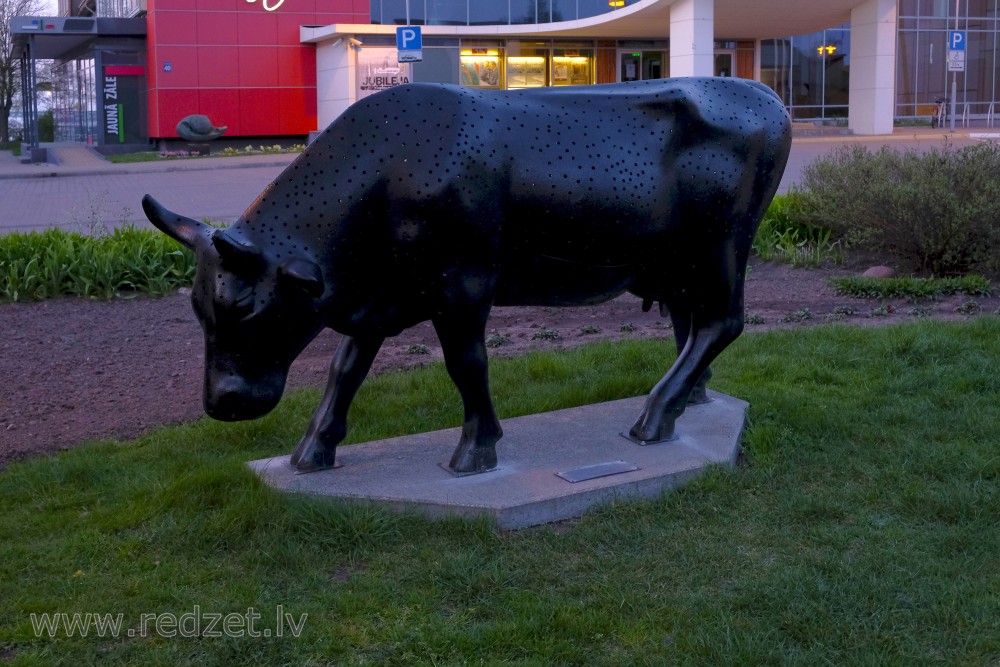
(507, 56), (546, 88)
(357, 49), (412, 100)
(460, 49), (501, 88)
(553, 55), (592, 86)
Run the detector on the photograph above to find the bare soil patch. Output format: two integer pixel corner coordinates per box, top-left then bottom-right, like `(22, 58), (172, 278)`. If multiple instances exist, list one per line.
(2, 259), (996, 470)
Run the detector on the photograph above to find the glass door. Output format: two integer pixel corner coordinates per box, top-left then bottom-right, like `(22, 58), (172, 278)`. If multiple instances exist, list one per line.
(715, 50), (735, 77)
(620, 51), (667, 82)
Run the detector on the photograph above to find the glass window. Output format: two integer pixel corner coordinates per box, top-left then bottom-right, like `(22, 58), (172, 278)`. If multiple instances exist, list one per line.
(370, 0), (381, 23)
(899, 0), (918, 16)
(53, 57), (98, 143)
(413, 47), (461, 85)
(792, 32), (824, 108)
(823, 30), (850, 108)
(642, 51), (666, 79)
(427, 0), (466, 25)
(579, 0), (614, 20)
(379, 0), (426, 25)
(618, 40), (668, 49)
(917, 30), (949, 102)
(897, 30), (919, 107)
(361, 36), (397, 47)
(760, 38), (792, 105)
(919, 18), (951, 30)
(550, 0), (575, 22)
(424, 37), (460, 46)
(512, 0), (536, 24)
(963, 29), (996, 110)
(470, 3), (507, 25)
(966, 0), (996, 18)
(921, 0), (952, 18)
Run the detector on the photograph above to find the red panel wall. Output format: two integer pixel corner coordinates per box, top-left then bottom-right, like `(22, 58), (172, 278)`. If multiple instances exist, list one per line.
(145, 0), (366, 139)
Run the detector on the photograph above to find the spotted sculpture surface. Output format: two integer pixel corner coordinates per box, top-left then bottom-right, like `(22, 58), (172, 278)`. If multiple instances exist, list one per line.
(176, 114), (228, 142)
(143, 77), (792, 475)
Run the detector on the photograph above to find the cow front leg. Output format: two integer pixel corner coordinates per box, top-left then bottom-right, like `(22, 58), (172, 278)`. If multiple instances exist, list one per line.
(432, 310), (503, 474)
(291, 334), (384, 472)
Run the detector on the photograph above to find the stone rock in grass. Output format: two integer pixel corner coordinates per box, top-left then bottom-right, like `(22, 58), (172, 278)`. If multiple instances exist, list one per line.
(862, 266), (895, 278)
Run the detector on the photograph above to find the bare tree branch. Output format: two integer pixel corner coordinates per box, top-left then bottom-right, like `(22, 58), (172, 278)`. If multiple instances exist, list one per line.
(1, 0), (46, 144)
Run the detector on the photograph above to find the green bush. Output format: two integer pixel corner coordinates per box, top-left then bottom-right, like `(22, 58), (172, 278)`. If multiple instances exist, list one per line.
(797, 143), (1000, 276)
(0, 226), (195, 301)
(37, 110), (54, 143)
(752, 191), (842, 267)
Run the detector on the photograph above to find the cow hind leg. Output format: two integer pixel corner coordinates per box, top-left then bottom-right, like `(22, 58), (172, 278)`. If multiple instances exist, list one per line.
(663, 305), (713, 405)
(630, 241), (747, 443)
(291, 334), (384, 472)
(432, 308), (503, 474)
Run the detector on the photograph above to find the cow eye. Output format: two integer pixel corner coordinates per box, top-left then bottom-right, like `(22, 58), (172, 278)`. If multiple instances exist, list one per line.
(231, 289), (256, 321)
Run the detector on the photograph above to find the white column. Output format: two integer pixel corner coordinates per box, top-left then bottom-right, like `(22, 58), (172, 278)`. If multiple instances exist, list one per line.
(315, 38), (357, 131)
(849, 0), (896, 135)
(670, 0), (714, 77)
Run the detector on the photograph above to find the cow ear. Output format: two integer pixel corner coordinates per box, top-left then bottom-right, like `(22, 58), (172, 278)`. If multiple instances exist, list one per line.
(142, 195), (209, 250)
(211, 229), (263, 271)
(278, 258), (324, 298)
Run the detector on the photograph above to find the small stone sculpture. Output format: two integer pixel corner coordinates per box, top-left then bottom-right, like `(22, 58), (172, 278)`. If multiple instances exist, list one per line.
(176, 114), (227, 142)
(143, 78), (792, 476)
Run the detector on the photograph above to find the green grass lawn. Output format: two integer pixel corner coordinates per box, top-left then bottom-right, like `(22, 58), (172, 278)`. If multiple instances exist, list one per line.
(2, 320), (999, 665)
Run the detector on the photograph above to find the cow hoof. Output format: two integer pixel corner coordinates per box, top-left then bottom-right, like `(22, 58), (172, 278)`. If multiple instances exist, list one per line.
(627, 414), (676, 445)
(291, 439), (337, 472)
(687, 386), (712, 405)
(449, 444), (498, 475)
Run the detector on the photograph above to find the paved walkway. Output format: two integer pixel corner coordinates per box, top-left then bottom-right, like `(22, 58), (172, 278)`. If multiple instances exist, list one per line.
(0, 144), (297, 233)
(0, 142), (297, 180)
(1, 129), (998, 234)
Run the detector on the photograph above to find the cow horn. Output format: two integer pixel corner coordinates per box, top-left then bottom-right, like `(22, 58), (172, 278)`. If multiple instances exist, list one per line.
(211, 229), (263, 270)
(278, 258), (324, 298)
(141, 195), (210, 250)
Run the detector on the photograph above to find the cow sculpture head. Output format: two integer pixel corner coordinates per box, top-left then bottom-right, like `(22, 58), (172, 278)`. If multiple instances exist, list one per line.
(142, 195), (326, 421)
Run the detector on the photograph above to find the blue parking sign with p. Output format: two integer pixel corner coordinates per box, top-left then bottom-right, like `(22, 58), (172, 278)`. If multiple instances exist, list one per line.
(396, 26), (422, 51)
(950, 30), (966, 51)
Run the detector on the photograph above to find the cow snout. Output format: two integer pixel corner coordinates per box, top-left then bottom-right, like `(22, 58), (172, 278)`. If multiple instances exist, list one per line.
(205, 374), (282, 421)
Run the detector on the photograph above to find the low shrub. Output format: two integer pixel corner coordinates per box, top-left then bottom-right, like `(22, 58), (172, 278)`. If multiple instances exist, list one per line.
(829, 275), (992, 300)
(0, 226), (195, 301)
(797, 143), (1000, 276)
(752, 192), (842, 267)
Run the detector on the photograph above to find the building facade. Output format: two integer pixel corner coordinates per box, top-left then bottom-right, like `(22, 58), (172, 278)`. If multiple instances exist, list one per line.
(12, 0), (1000, 147)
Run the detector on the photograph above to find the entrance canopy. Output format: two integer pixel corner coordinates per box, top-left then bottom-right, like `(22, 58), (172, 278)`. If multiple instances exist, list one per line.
(12, 17), (146, 148)
(12, 17), (146, 60)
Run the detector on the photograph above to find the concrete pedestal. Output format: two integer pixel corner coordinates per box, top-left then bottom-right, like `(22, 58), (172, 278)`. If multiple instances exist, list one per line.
(247, 391), (747, 530)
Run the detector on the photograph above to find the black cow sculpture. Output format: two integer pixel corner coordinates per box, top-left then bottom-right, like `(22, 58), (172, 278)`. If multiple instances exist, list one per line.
(143, 77), (791, 475)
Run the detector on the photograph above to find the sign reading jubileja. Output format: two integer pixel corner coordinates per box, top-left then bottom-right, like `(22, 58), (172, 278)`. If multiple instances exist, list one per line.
(356, 49), (412, 100)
